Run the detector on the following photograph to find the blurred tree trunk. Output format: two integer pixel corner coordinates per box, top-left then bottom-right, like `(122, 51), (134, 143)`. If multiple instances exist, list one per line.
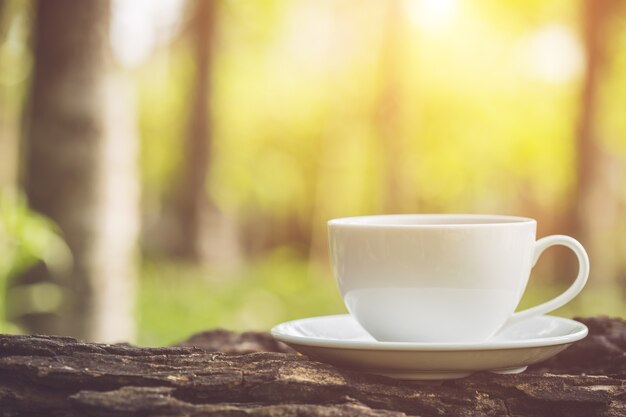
(174, 0), (241, 267)
(564, 0), (622, 284)
(18, 0), (139, 342)
(376, 0), (408, 213)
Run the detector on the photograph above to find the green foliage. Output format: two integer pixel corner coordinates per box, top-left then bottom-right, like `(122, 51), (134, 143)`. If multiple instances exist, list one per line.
(136, 47), (194, 196)
(0, 191), (68, 278)
(0, 190), (70, 331)
(138, 248), (345, 346)
(132, 0), (626, 235)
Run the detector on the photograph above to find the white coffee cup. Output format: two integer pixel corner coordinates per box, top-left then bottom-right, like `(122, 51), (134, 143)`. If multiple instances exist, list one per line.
(328, 214), (589, 343)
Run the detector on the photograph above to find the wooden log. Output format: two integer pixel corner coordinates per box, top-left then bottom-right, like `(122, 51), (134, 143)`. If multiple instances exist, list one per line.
(0, 317), (624, 416)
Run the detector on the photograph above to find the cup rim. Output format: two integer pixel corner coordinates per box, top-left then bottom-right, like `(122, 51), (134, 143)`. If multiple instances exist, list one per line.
(328, 214), (536, 228)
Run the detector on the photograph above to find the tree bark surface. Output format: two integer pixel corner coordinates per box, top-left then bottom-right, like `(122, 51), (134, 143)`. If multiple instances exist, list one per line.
(0, 317), (624, 417)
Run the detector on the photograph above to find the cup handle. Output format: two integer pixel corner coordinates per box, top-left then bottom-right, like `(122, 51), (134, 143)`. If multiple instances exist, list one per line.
(505, 235), (589, 326)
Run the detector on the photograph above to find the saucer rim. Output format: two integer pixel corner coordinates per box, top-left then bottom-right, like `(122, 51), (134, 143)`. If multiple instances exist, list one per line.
(271, 314), (588, 351)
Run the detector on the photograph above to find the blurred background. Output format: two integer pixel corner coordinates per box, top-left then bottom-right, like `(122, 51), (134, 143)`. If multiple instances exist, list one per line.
(0, 0), (625, 346)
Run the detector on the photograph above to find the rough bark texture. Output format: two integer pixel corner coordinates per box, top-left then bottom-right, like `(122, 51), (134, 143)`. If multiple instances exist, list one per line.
(17, 0), (138, 342)
(0, 316), (624, 416)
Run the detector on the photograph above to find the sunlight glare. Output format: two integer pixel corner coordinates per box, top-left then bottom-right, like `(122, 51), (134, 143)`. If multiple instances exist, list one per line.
(110, 0), (184, 68)
(518, 24), (585, 84)
(404, 0), (459, 35)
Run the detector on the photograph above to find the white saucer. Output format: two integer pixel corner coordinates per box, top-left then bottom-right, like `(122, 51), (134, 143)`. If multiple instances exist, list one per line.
(271, 314), (588, 380)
